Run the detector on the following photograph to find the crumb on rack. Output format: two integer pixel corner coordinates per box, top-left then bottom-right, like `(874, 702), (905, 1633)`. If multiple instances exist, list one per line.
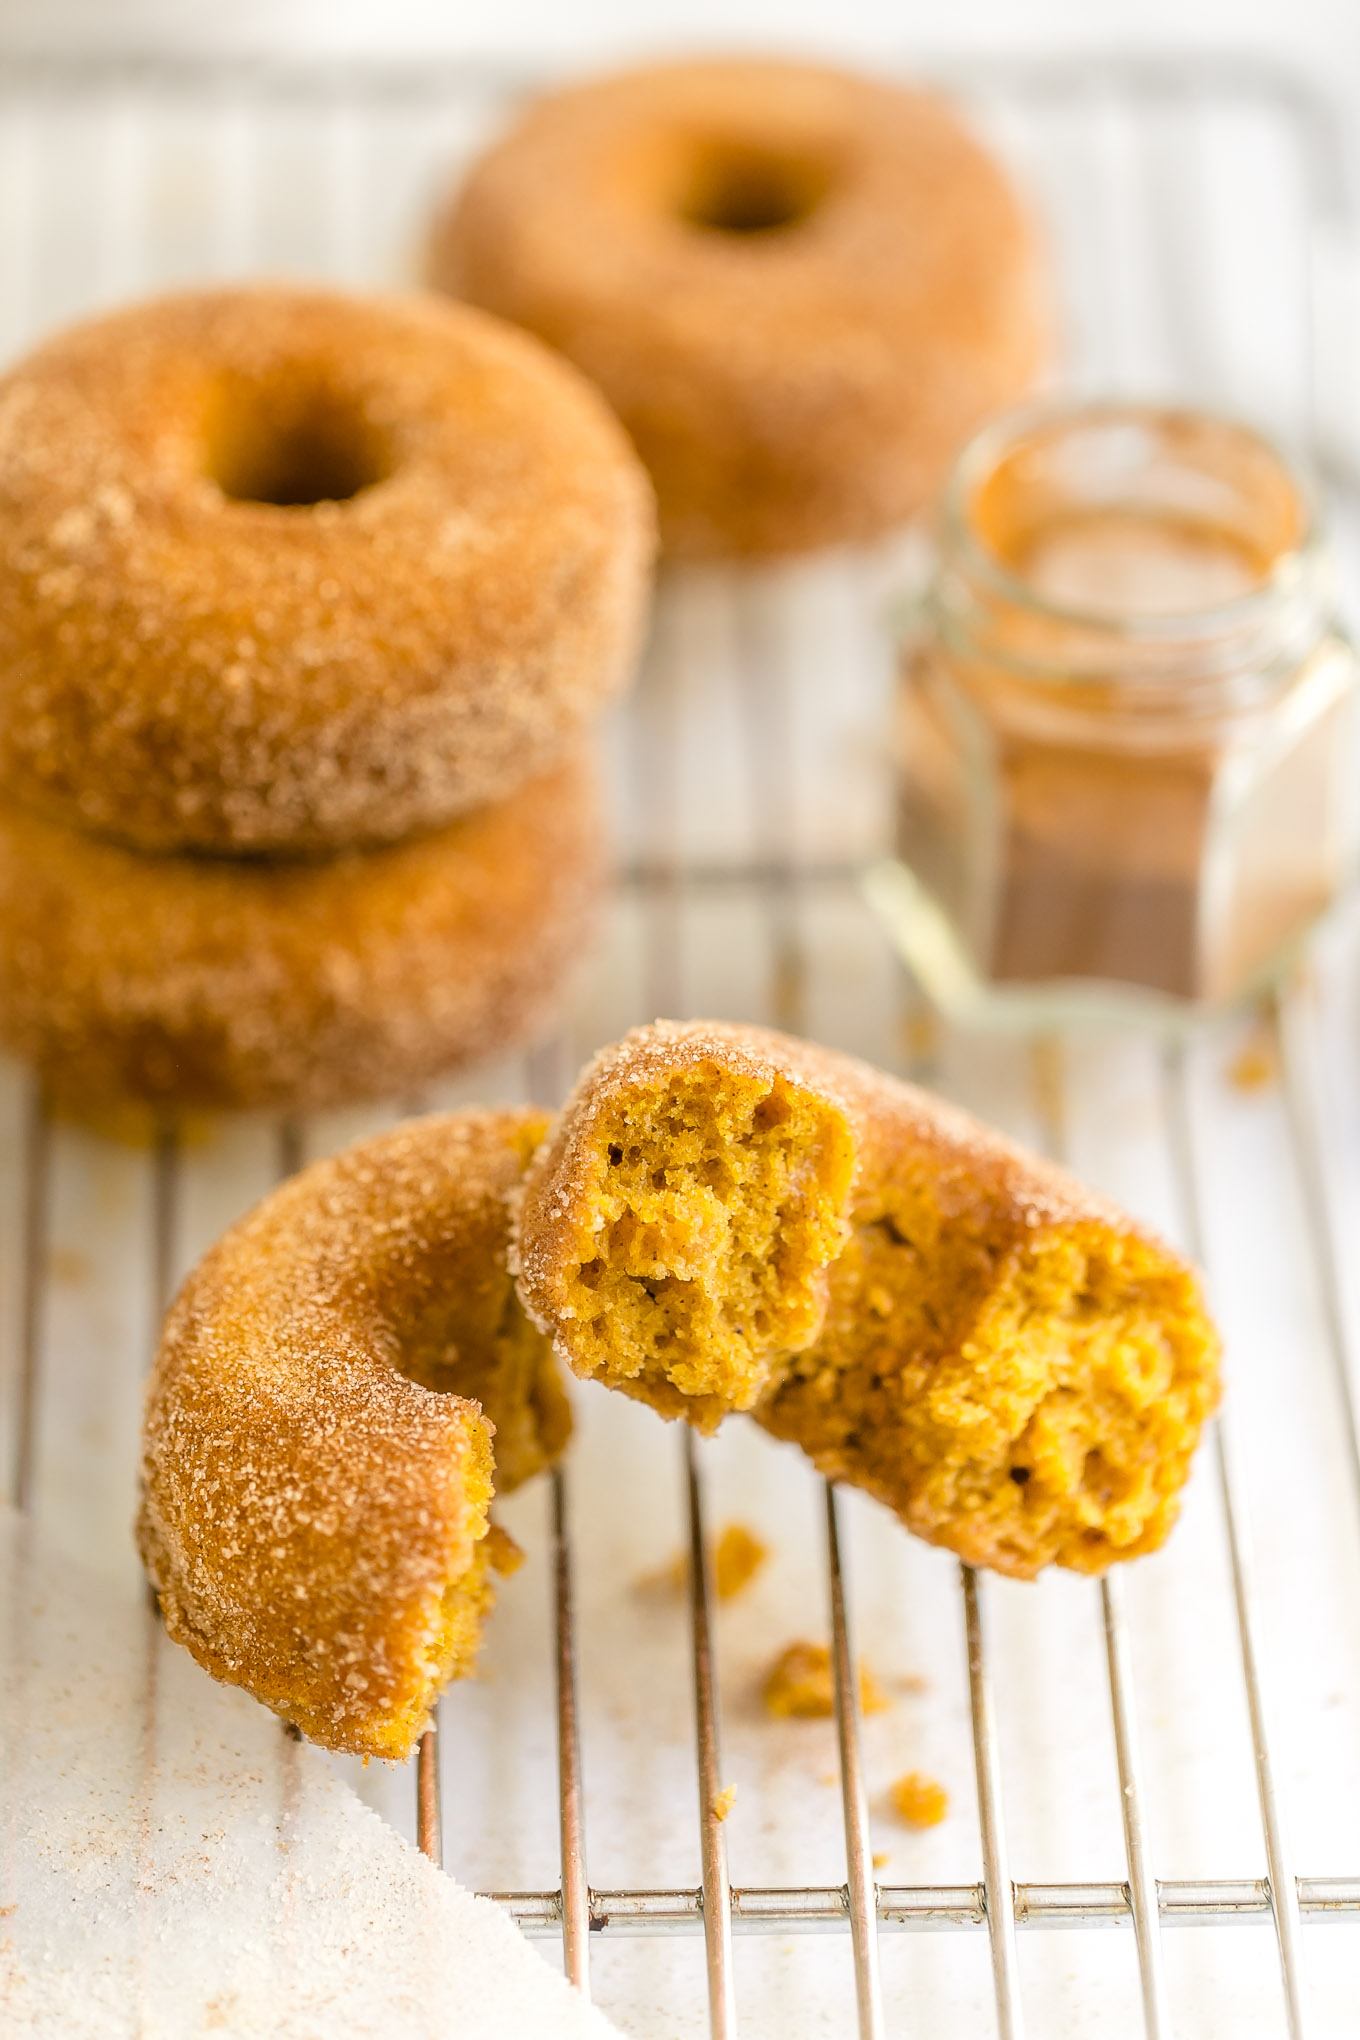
(485, 1523), (525, 1576)
(1227, 1032), (1277, 1092)
(714, 1523), (767, 1598)
(632, 1549), (689, 1598)
(762, 1641), (891, 1719)
(713, 1784), (737, 1822)
(633, 1521), (768, 1601)
(890, 1771), (948, 1828)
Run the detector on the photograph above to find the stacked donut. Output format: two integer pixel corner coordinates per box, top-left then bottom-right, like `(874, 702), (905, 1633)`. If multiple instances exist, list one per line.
(0, 285), (655, 1115)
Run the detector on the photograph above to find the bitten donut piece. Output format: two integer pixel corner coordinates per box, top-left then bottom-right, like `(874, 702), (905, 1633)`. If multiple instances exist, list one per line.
(138, 1109), (568, 1758)
(513, 1022), (858, 1430)
(0, 750), (602, 1117)
(517, 1022), (1221, 1577)
(755, 1053), (1221, 1578)
(0, 285), (654, 853)
(435, 57), (1047, 557)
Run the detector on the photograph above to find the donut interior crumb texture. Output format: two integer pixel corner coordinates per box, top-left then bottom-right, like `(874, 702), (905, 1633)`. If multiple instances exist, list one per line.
(139, 1109), (568, 1758)
(762, 1157), (1220, 1579)
(515, 1026), (857, 1430)
(518, 1021), (1221, 1577)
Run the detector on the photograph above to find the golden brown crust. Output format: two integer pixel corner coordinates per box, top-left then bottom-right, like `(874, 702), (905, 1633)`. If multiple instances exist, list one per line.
(0, 285), (654, 853)
(0, 751), (604, 1116)
(138, 1107), (569, 1757)
(434, 57), (1047, 557)
(516, 1021), (1221, 1576)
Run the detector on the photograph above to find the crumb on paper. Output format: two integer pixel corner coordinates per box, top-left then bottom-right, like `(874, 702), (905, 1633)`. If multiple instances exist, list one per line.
(714, 1523), (767, 1598)
(762, 1641), (891, 1719)
(900, 1673), (930, 1696)
(899, 1003), (939, 1070)
(633, 1521), (768, 1601)
(485, 1523), (525, 1577)
(633, 1549), (689, 1598)
(713, 1784), (737, 1822)
(890, 1772), (948, 1829)
(871, 1852), (890, 1870)
(1227, 1020), (1277, 1092)
(859, 1662), (890, 1714)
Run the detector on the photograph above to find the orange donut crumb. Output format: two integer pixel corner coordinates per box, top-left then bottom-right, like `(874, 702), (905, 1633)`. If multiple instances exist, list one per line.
(890, 1772), (949, 1829)
(762, 1641), (890, 1719)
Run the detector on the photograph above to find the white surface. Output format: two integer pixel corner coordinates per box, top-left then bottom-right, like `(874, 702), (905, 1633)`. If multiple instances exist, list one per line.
(0, 1508), (625, 2039)
(0, 0), (1353, 79)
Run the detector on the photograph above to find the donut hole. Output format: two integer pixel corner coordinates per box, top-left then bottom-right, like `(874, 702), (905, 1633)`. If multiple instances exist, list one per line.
(678, 142), (831, 236)
(207, 376), (391, 508)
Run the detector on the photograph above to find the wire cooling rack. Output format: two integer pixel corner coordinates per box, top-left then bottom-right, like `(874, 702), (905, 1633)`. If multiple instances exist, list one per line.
(3, 48), (1360, 2040)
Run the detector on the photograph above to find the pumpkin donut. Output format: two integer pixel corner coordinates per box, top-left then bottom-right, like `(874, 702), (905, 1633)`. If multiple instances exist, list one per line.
(138, 1107), (570, 1759)
(514, 1021), (1220, 1578)
(0, 285), (654, 853)
(0, 750), (603, 1117)
(434, 57), (1048, 557)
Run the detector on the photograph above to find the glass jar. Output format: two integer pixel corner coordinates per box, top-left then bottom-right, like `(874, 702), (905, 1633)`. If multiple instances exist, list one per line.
(869, 402), (1360, 1027)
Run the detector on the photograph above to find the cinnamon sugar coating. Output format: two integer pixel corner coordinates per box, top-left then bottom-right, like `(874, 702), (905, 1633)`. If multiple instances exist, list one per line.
(0, 751), (603, 1116)
(0, 285), (654, 853)
(138, 1108), (570, 1758)
(516, 1021), (1220, 1577)
(434, 57), (1048, 557)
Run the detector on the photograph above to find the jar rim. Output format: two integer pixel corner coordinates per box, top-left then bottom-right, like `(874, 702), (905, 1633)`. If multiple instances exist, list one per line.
(941, 398), (1324, 645)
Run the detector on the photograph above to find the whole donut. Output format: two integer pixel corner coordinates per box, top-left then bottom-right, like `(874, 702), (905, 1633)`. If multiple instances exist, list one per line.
(434, 58), (1048, 557)
(139, 1108), (568, 1757)
(0, 752), (602, 1116)
(515, 1021), (1220, 1578)
(0, 286), (654, 853)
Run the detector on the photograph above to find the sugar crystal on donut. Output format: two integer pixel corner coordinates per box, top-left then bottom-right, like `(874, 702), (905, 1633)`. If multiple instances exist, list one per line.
(513, 1022), (858, 1431)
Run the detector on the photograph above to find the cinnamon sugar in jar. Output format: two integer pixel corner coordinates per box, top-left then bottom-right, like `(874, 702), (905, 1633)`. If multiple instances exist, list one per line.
(877, 403), (1359, 1023)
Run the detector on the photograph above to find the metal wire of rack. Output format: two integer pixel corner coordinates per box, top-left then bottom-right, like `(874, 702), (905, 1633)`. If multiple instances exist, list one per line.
(4, 46), (1360, 2040)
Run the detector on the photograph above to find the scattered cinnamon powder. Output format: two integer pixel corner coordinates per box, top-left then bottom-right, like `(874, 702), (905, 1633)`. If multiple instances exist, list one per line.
(890, 1772), (948, 1828)
(762, 1641), (890, 1719)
